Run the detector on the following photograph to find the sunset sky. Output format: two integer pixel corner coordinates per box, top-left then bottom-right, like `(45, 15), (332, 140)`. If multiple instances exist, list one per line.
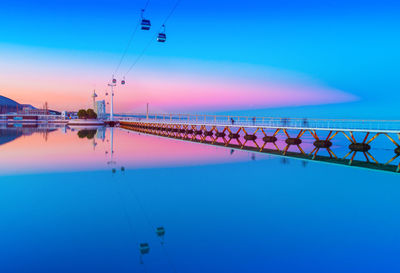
(0, 0), (399, 117)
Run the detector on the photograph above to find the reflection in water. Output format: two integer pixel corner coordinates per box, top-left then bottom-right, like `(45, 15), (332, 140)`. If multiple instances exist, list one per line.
(77, 128), (106, 151)
(77, 129), (97, 139)
(120, 124), (400, 174)
(0, 126), (256, 175)
(1, 123), (399, 176)
(2, 126), (400, 272)
(0, 127), (56, 146)
(77, 127), (120, 173)
(109, 149), (175, 271)
(0, 129), (22, 146)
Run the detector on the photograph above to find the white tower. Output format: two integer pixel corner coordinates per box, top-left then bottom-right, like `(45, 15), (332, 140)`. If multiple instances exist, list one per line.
(92, 90), (98, 110)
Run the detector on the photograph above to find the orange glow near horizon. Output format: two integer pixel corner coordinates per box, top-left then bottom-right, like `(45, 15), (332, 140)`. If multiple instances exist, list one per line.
(0, 48), (357, 113)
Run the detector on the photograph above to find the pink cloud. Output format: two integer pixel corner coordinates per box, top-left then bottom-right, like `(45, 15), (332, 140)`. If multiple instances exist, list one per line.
(116, 72), (357, 113)
(0, 47), (357, 112)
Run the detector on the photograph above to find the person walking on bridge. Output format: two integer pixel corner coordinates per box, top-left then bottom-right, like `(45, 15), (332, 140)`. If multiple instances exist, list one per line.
(303, 118), (309, 127)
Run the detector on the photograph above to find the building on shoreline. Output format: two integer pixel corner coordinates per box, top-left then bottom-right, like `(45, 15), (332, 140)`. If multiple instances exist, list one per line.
(95, 100), (106, 119)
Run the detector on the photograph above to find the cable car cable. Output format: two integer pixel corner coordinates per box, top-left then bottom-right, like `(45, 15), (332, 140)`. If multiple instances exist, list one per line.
(161, 0), (181, 25)
(114, 20), (141, 75)
(123, 0), (182, 77)
(143, 0), (151, 10)
(113, 0), (152, 75)
(124, 32), (158, 76)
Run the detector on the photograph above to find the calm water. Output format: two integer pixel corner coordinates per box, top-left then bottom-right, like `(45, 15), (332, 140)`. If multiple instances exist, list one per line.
(0, 126), (400, 273)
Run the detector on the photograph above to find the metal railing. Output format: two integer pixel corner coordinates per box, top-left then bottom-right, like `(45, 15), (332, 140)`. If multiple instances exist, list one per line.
(0, 114), (67, 121)
(116, 113), (400, 133)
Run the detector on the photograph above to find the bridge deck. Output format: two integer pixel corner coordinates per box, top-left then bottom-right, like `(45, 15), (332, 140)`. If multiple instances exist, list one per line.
(118, 114), (400, 134)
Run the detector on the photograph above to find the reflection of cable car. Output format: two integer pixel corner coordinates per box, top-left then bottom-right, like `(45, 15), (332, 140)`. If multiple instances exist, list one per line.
(157, 24), (166, 42)
(141, 9), (151, 30)
(156, 227), (165, 245)
(139, 243), (150, 254)
(156, 227), (165, 237)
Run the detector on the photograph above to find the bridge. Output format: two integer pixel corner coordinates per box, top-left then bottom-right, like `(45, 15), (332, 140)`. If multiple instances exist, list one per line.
(118, 113), (400, 173)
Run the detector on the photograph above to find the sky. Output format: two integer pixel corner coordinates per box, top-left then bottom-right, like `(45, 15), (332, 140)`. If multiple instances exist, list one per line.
(0, 0), (399, 118)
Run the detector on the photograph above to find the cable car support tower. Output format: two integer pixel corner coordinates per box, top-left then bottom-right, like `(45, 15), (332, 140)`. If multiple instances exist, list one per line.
(108, 77), (117, 121)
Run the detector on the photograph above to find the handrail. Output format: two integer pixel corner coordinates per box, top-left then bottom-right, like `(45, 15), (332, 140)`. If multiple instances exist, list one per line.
(116, 113), (400, 133)
(115, 112), (400, 123)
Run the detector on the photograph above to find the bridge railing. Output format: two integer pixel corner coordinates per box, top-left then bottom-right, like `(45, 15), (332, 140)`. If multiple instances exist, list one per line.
(116, 113), (400, 132)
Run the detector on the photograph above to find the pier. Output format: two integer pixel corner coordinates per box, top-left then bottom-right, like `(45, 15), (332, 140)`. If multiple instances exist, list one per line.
(119, 113), (400, 173)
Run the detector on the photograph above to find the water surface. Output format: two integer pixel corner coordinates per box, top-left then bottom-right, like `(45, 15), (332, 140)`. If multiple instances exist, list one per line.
(0, 126), (399, 273)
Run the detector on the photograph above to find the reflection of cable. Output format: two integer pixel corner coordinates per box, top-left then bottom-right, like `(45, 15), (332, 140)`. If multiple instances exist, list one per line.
(125, 179), (178, 273)
(140, 255), (149, 273)
(123, 0), (182, 77)
(110, 175), (145, 271)
(111, 164), (154, 272)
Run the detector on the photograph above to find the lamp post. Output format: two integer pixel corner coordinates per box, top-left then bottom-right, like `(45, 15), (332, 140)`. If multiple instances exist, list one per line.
(107, 127), (116, 166)
(108, 77), (117, 121)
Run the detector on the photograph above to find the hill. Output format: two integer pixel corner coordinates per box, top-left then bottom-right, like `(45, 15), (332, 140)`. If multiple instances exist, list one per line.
(0, 94), (60, 115)
(0, 95), (21, 113)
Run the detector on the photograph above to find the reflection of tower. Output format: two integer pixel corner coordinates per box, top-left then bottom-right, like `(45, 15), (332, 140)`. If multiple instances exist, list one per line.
(43, 129), (48, 142)
(92, 90), (98, 110)
(96, 127), (106, 141)
(61, 126), (67, 134)
(92, 138), (97, 150)
(107, 128), (116, 165)
(107, 80), (116, 121)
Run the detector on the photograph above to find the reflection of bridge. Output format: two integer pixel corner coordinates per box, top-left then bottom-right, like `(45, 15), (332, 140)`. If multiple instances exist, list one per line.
(119, 114), (400, 173)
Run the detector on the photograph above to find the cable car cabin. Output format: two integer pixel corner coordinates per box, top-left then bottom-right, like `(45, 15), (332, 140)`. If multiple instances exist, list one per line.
(121, 80), (126, 85)
(157, 33), (166, 42)
(141, 19), (151, 30)
(112, 78), (117, 84)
